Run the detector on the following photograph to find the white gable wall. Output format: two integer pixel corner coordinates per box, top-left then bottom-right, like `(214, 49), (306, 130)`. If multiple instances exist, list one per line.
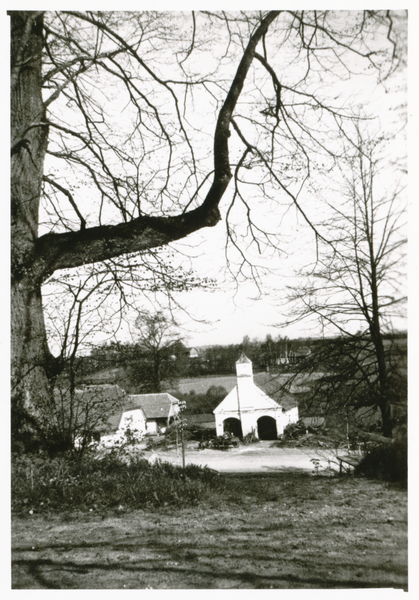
(214, 383), (286, 438)
(119, 409), (147, 435)
(283, 406), (299, 426)
(100, 408), (147, 447)
(168, 402), (179, 420)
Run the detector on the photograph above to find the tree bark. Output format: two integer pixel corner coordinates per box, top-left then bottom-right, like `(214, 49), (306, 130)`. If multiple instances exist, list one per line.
(11, 12), (52, 421)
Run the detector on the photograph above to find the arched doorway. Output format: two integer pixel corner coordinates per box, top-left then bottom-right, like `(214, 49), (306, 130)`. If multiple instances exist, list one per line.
(257, 416), (277, 440)
(223, 417), (243, 438)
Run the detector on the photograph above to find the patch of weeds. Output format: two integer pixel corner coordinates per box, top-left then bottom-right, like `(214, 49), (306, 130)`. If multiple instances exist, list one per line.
(11, 451), (225, 515)
(310, 458), (321, 476)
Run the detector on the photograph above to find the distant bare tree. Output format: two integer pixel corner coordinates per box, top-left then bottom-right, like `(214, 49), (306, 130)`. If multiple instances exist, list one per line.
(284, 128), (406, 437)
(128, 311), (184, 393)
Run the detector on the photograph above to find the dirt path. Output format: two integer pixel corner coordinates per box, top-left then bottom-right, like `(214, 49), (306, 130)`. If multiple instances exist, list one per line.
(149, 441), (337, 473)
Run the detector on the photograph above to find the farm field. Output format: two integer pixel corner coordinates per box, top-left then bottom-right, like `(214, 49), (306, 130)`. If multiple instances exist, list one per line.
(175, 375), (238, 394)
(12, 456), (408, 590)
(175, 372), (297, 395)
(81, 371), (300, 396)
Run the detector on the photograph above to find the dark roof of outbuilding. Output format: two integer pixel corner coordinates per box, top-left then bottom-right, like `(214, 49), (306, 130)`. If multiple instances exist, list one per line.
(75, 384), (125, 403)
(53, 384), (126, 434)
(186, 414), (216, 427)
(125, 393), (179, 419)
(256, 384), (299, 411)
(250, 373), (303, 410)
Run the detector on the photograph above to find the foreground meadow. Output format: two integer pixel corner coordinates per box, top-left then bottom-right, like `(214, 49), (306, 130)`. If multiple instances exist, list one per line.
(12, 471), (407, 590)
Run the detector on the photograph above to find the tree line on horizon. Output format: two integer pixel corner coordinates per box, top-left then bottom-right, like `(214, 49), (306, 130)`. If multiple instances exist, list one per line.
(71, 329), (406, 382)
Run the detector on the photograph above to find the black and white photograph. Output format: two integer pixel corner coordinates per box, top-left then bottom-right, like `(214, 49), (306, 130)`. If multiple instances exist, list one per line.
(10, 7), (409, 591)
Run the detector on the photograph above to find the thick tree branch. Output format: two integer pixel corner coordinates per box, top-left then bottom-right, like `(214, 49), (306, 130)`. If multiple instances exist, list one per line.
(30, 11), (281, 281)
(33, 203), (220, 278)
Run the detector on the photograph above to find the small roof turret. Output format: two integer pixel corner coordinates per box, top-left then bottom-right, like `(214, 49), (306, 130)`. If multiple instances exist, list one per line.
(236, 353), (251, 364)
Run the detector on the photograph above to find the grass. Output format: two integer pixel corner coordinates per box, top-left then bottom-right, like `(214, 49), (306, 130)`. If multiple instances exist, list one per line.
(11, 441), (408, 589)
(12, 470), (408, 589)
(11, 452), (222, 514)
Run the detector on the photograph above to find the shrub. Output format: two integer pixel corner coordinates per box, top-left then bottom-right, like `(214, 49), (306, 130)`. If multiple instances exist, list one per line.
(11, 451), (223, 514)
(283, 420), (306, 440)
(355, 440), (407, 486)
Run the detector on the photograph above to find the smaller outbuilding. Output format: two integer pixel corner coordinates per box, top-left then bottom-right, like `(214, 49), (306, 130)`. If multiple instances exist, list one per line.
(59, 385), (180, 446)
(126, 392), (180, 434)
(213, 354), (299, 440)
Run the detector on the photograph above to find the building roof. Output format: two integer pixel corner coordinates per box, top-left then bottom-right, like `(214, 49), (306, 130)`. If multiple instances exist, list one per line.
(77, 385), (126, 433)
(186, 414), (216, 426)
(213, 379), (298, 414)
(75, 384), (125, 402)
(253, 373), (311, 409)
(258, 386), (299, 411)
(236, 353), (251, 364)
(125, 393), (179, 419)
(53, 384), (126, 434)
(214, 383), (277, 414)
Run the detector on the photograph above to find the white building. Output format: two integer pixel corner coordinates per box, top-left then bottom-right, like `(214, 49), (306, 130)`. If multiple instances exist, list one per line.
(213, 354), (299, 439)
(125, 393), (179, 434)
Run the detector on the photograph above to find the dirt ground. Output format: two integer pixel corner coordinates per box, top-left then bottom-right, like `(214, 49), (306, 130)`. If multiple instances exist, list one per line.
(12, 444), (408, 590)
(146, 440), (337, 473)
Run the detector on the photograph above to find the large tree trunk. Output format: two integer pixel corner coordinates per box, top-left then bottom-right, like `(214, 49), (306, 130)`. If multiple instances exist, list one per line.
(11, 279), (52, 414)
(11, 12), (52, 426)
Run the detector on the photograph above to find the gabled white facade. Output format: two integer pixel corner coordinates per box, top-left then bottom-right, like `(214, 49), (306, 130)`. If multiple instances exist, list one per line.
(213, 354), (298, 439)
(100, 407), (147, 447)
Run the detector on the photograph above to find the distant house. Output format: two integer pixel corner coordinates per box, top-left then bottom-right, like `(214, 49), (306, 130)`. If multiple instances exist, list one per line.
(188, 347), (200, 359)
(287, 346), (312, 364)
(213, 354), (299, 440)
(94, 391), (181, 443)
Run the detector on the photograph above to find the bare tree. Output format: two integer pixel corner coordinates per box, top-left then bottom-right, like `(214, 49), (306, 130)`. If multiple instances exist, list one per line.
(38, 383), (126, 458)
(128, 311), (184, 393)
(10, 11), (405, 446)
(283, 127), (406, 437)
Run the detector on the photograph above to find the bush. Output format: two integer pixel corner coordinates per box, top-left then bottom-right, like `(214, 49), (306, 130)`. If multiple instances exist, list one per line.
(355, 440), (407, 485)
(11, 451), (223, 514)
(283, 420), (306, 440)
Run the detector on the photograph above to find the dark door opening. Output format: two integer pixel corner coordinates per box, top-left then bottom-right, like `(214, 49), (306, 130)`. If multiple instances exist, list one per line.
(257, 416), (277, 440)
(223, 417), (243, 439)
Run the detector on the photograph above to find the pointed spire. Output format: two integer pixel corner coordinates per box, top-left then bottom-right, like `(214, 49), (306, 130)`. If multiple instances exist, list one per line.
(236, 352), (251, 364)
